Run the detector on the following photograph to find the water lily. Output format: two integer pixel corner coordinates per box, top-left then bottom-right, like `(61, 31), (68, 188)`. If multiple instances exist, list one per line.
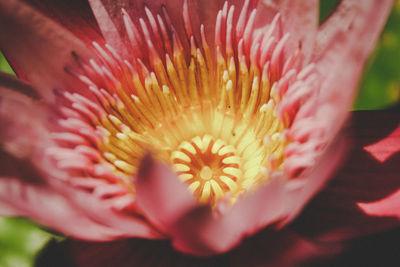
(0, 0), (398, 261)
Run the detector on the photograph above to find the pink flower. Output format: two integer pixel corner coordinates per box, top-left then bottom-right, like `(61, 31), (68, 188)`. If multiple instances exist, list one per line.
(0, 0), (398, 261)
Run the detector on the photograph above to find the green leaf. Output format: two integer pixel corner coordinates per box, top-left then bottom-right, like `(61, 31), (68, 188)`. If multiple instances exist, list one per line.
(0, 52), (15, 75)
(0, 218), (53, 267)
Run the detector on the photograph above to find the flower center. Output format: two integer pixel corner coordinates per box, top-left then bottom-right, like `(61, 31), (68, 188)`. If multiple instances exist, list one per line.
(172, 135), (243, 203)
(53, 1), (299, 207)
(200, 167), (213, 180)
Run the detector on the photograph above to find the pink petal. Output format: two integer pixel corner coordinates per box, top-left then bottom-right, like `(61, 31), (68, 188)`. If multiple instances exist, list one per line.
(363, 119), (400, 163)
(172, 136), (345, 255)
(312, 0), (393, 129)
(0, 78), (54, 161)
(135, 137), (345, 255)
(0, 151), (163, 240)
(87, 0), (129, 56)
(51, 177), (165, 240)
(0, 78), (163, 240)
(135, 154), (199, 235)
(1, 174), (163, 241)
(314, 0), (392, 61)
(0, 176), (122, 240)
(0, 147), (45, 216)
(255, 0), (319, 63)
(290, 0), (393, 154)
(359, 190), (400, 219)
(0, 0), (95, 101)
(292, 111), (400, 242)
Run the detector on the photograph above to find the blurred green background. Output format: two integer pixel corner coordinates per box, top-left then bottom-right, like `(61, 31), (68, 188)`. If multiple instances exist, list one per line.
(0, 1), (399, 266)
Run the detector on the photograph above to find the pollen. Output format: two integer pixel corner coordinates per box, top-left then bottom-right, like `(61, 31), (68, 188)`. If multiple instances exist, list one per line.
(54, 0), (301, 207)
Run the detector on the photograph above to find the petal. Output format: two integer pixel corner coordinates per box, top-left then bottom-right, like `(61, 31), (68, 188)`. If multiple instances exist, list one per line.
(255, 0), (319, 63)
(229, 228), (340, 267)
(359, 190), (400, 219)
(358, 111), (400, 218)
(0, 75), (53, 160)
(53, 180), (165, 240)
(171, 135), (345, 255)
(87, 0), (129, 55)
(363, 116), (400, 163)
(292, 0), (393, 153)
(314, 0), (393, 61)
(0, 152), (163, 240)
(135, 137), (345, 255)
(0, 0), (95, 101)
(312, 0), (393, 122)
(292, 111), (400, 242)
(135, 154), (199, 235)
(0, 77), (163, 240)
(316, 228), (400, 266)
(34, 229), (342, 267)
(24, 0), (102, 45)
(0, 71), (39, 99)
(0, 176), (123, 240)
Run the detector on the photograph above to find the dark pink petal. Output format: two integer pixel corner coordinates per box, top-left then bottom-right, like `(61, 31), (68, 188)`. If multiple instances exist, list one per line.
(317, 228), (400, 266)
(24, 0), (102, 45)
(255, 0), (319, 63)
(37, 238), (227, 267)
(358, 112), (400, 218)
(229, 228), (340, 267)
(34, 229), (343, 267)
(0, 0), (95, 101)
(292, 111), (400, 242)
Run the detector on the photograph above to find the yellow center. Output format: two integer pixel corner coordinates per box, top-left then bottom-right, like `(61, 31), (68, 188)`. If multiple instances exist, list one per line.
(171, 135), (247, 203)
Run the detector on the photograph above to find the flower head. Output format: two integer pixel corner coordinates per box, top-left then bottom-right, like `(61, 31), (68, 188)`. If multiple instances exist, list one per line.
(0, 0), (395, 256)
